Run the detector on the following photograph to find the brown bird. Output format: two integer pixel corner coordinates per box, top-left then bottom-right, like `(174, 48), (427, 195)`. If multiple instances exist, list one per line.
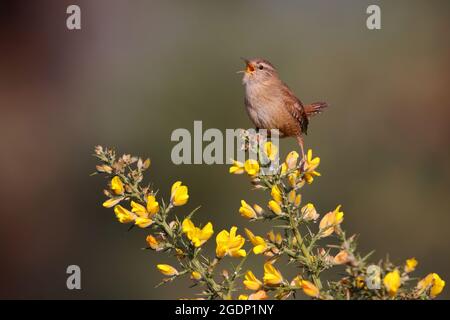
(240, 58), (328, 158)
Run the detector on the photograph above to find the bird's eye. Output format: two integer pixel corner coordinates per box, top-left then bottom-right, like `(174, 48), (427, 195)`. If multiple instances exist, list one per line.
(258, 65), (264, 70)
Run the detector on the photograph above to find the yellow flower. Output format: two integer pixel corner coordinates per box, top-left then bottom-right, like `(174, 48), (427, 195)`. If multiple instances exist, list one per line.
(293, 277), (320, 298)
(238, 295), (248, 300)
(281, 163), (287, 175)
(267, 230), (282, 245)
(356, 276), (365, 289)
(229, 160), (245, 174)
(135, 217), (153, 228)
(271, 185), (283, 203)
(268, 200), (282, 215)
(383, 269), (401, 296)
(405, 258), (418, 273)
(102, 197), (122, 208)
(304, 149), (320, 171)
(301, 203), (319, 221)
(156, 264), (178, 276)
(243, 270), (263, 291)
(130, 201), (147, 216)
(285, 151), (299, 169)
(113, 205), (135, 223)
(253, 204), (264, 216)
(294, 194), (302, 207)
(111, 176), (125, 195)
(333, 250), (350, 265)
(288, 190), (296, 204)
(430, 274), (445, 298)
(130, 197), (158, 228)
(299, 279), (320, 298)
(130, 201), (153, 228)
(417, 273), (446, 298)
(146, 195), (160, 214)
(215, 226), (246, 258)
(263, 141), (278, 161)
(146, 235), (160, 250)
(263, 262), (283, 286)
(131, 196), (159, 218)
(304, 171), (321, 184)
(170, 181), (189, 206)
(182, 218), (214, 247)
(303, 150), (321, 184)
(245, 228), (267, 254)
(319, 205), (344, 237)
(191, 271), (202, 281)
(248, 290), (268, 300)
(288, 170), (300, 187)
(244, 159), (260, 176)
(239, 200), (257, 219)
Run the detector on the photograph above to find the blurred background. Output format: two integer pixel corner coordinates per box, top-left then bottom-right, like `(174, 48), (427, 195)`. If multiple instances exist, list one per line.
(0, 0), (449, 299)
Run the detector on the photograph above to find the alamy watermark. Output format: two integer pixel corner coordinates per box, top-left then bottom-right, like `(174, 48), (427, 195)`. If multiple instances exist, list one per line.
(66, 265), (81, 290)
(171, 121), (280, 174)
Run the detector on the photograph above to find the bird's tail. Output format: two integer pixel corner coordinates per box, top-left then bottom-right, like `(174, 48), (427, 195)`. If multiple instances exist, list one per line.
(305, 102), (329, 117)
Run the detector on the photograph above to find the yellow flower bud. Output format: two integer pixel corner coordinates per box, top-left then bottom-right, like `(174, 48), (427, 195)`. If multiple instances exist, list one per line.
(253, 204), (264, 215)
(300, 279), (320, 298)
(111, 176), (125, 195)
(146, 235), (160, 250)
(294, 194), (302, 207)
(405, 258), (418, 273)
(280, 163), (287, 175)
(301, 203), (319, 221)
(191, 271), (202, 281)
(102, 197), (122, 208)
(239, 200), (257, 219)
(229, 160), (245, 174)
(288, 190), (296, 204)
(288, 171), (299, 187)
(271, 185), (283, 203)
(268, 200), (282, 215)
(333, 250), (350, 265)
(248, 290), (268, 300)
(285, 151), (299, 169)
(156, 264), (178, 276)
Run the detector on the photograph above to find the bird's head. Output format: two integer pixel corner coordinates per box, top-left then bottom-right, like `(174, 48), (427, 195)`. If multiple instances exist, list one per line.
(239, 58), (278, 85)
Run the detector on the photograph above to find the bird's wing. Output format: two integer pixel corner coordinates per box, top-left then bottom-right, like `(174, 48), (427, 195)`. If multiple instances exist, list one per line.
(280, 84), (309, 135)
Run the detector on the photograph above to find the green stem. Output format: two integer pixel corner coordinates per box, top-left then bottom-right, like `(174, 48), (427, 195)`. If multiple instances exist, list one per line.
(288, 209), (322, 290)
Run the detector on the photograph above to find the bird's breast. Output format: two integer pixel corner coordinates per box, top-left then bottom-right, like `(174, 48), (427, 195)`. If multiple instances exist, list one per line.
(245, 83), (290, 131)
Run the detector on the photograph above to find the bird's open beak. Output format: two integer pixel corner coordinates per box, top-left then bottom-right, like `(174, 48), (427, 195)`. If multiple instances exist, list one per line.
(237, 57), (254, 74)
(245, 62), (255, 73)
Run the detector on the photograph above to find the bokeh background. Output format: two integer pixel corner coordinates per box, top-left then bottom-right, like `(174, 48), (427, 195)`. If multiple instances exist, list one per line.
(0, 0), (449, 299)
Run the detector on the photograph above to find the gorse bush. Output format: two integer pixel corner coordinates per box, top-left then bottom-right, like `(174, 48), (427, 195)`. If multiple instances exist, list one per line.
(92, 134), (445, 300)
